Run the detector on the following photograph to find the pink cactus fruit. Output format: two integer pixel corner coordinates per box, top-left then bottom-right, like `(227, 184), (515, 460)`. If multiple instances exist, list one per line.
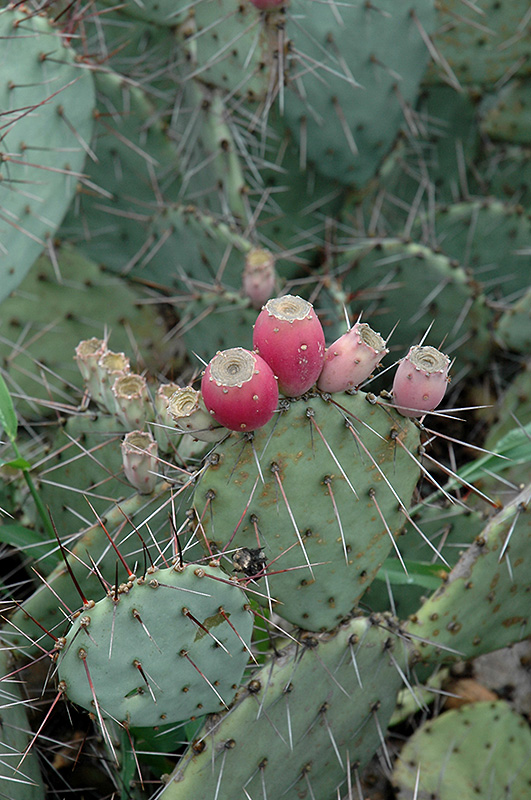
(253, 295), (325, 397)
(249, 0), (284, 10)
(242, 247), (276, 310)
(201, 347), (279, 431)
(392, 345), (450, 418)
(317, 322), (388, 393)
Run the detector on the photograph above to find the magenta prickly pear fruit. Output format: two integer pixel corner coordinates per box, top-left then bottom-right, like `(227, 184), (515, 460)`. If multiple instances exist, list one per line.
(249, 0), (284, 9)
(317, 322), (388, 394)
(392, 345), (450, 418)
(201, 348), (279, 431)
(242, 247), (276, 310)
(253, 295), (325, 397)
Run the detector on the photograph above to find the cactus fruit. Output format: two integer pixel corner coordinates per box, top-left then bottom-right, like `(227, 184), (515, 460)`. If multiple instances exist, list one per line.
(392, 345), (450, 418)
(167, 386), (227, 443)
(201, 348), (279, 431)
(57, 561), (253, 727)
(121, 431), (159, 495)
(242, 248), (277, 310)
(253, 295), (325, 396)
(317, 322), (388, 394)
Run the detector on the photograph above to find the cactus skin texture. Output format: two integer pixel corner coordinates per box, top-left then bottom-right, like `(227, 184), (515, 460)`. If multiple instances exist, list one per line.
(194, 390), (420, 631)
(406, 483), (531, 664)
(156, 616), (407, 800)
(57, 562), (253, 727)
(0, 8), (95, 302)
(393, 700), (531, 800)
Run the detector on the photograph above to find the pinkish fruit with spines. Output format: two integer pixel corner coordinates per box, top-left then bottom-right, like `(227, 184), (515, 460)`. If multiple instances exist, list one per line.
(392, 345), (450, 418)
(252, 295), (325, 397)
(201, 348), (278, 431)
(317, 322), (388, 394)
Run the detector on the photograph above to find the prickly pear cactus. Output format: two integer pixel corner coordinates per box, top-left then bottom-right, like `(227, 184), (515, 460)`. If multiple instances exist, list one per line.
(194, 390), (421, 630)
(0, 6), (95, 301)
(406, 483), (531, 663)
(159, 615), (408, 800)
(393, 700), (531, 800)
(57, 562), (253, 727)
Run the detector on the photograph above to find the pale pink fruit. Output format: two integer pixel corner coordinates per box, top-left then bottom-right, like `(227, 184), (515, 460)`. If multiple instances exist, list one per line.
(317, 322), (388, 394)
(121, 431), (158, 495)
(392, 345), (450, 418)
(201, 348), (278, 431)
(253, 295), (325, 397)
(242, 248), (276, 310)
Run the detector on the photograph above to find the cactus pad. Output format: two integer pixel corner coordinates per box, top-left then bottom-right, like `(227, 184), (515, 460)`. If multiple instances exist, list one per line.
(394, 700), (531, 800)
(57, 562), (253, 727)
(194, 390), (420, 630)
(0, 7), (95, 301)
(159, 615), (407, 800)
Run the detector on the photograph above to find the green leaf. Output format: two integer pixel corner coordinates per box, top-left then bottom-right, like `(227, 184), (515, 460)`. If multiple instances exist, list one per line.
(0, 522), (59, 570)
(375, 559), (445, 591)
(0, 372), (17, 442)
(0, 456), (31, 470)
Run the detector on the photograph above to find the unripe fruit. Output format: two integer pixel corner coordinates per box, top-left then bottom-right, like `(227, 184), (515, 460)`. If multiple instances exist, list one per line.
(201, 348), (278, 431)
(253, 295), (325, 397)
(121, 431), (158, 495)
(392, 345), (450, 418)
(167, 386), (226, 443)
(242, 248), (276, 310)
(317, 322), (388, 393)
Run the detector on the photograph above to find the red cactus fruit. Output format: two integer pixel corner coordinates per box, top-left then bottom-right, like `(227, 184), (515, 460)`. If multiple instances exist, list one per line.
(392, 345), (450, 418)
(249, 0), (284, 9)
(253, 295), (325, 397)
(317, 322), (388, 394)
(201, 348), (279, 431)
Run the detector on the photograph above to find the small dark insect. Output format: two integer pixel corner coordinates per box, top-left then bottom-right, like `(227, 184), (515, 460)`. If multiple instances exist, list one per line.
(232, 547), (267, 578)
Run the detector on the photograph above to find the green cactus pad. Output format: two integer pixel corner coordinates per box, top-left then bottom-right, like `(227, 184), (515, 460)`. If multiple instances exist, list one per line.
(57, 562), (253, 727)
(194, 391), (420, 631)
(497, 287), (531, 354)
(159, 615), (407, 800)
(6, 474), (192, 655)
(414, 200), (531, 302)
(178, 291), (257, 361)
(406, 483), (531, 663)
(335, 239), (492, 368)
(0, 7), (95, 302)
(186, 0), (283, 104)
(281, 0), (436, 187)
(0, 649), (46, 800)
(424, 0), (531, 86)
(480, 80), (531, 146)
(99, 0), (191, 26)
(393, 700), (531, 800)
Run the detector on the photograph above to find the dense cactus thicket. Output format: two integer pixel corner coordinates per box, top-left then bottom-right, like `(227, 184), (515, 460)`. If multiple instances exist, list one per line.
(1, 2), (530, 799)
